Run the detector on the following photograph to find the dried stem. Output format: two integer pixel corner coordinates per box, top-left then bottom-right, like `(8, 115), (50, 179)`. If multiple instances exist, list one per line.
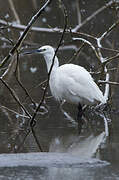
(8, 0), (21, 24)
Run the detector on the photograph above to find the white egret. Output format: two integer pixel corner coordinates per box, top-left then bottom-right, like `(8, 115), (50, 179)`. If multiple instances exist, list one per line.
(25, 45), (106, 133)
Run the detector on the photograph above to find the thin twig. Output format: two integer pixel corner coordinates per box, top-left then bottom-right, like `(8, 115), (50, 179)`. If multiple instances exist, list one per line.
(15, 52), (36, 107)
(31, 127), (43, 152)
(67, 43), (85, 63)
(103, 53), (119, 65)
(95, 46), (119, 53)
(16, 129), (31, 152)
(98, 20), (119, 40)
(0, 31), (14, 45)
(72, 31), (97, 40)
(0, 105), (30, 119)
(0, 77), (31, 118)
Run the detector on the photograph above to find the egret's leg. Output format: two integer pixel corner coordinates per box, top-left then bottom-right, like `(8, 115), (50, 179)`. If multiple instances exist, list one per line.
(77, 103), (83, 134)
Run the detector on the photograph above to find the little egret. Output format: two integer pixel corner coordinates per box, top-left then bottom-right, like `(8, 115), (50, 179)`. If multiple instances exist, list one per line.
(25, 45), (106, 133)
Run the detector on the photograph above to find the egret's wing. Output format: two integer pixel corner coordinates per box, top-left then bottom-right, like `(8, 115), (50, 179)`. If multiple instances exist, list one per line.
(58, 64), (106, 104)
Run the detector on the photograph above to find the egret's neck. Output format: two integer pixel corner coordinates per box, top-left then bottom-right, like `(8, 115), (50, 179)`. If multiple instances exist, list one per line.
(44, 54), (59, 73)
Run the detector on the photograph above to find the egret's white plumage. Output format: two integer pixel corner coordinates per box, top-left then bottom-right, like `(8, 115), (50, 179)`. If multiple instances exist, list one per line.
(36, 45), (106, 106)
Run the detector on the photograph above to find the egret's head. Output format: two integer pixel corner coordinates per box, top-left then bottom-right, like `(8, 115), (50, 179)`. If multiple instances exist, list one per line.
(23, 45), (59, 72)
(37, 45), (55, 55)
(24, 45), (55, 57)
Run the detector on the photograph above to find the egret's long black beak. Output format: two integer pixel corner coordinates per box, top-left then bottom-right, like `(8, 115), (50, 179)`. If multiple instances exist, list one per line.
(23, 49), (40, 55)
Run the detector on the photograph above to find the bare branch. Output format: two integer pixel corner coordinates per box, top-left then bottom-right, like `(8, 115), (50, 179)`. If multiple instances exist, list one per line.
(98, 80), (119, 85)
(1, 54), (17, 81)
(0, 105), (30, 119)
(31, 127), (43, 152)
(75, 0), (81, 25)
(72, 0), (119, 32)
(72, 37), (100, 62)
(96, 37), (110, 101)
(0, 18), (63, 33)
(103, 53), (119, 65)
(0, 0), (52, 67)
(98, 20), (119, 40)
(96, 19), (119, 101)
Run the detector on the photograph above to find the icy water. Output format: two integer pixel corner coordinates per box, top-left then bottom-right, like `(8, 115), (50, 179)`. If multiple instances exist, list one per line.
(0, 0), (119, 179)
(0, 152), (111, 180)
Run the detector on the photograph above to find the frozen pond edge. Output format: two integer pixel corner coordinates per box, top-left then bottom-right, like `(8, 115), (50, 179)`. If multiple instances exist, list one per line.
(0, 152), (110, 168)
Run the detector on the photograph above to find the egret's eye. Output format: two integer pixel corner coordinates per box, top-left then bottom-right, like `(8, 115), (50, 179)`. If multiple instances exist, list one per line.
(37, 48), (46, 53)
(40, 48), (46, 52)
